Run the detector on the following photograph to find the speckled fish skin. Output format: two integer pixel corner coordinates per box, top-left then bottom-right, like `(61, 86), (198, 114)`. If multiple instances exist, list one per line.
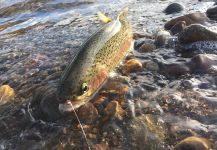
(57, 8), (133, 109)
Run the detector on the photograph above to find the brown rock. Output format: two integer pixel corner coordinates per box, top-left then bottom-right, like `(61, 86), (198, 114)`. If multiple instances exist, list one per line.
(174, 136), (211, 150)
(93, 95), (107, 107)
(178, 24), (217, 44)
(164, 12), (210, 30)
(94, 143), (109, 150)
(161, 63), (190, 77)
(139, 43), (156, 53)
(170, 21), (186, 35)
(133, 32), (153, 40)
(104, 101), (125, 121)
(77, 102), (98, 124)
(0, 85), (15, 105)
(187, 54), (214, 73)
(121, 59), (143, 75)
(145, 61), (159, 72)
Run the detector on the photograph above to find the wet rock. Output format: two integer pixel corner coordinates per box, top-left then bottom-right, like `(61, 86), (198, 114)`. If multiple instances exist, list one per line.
(0, 85), (15, 105)
(206, 6), (217, 21)
(160, 63), (190, 77)
(133, 32), (153, 40)
(163, 3), (184, 15)
(121, 59), (143, 75)
(155, 30), (171, 47)
(22, 131), (42, 141)
(104, 101), (125, 121)
(145, 61), (159, 72)
(138, 40), (156, 53)
(187, 54), (214, 73)
(15, 140), (45, 150)
(30, 86), (62, 121)
(77, 102), (99, 124)
(93, 95), (107, 108)
(164, 13), (210, 30)
(124, 115), (165, 150)
(170, 21), (186, 35)
(94, 143), (109, 150)
(178, 24), (217, 44)
(174, 136), (211, 150)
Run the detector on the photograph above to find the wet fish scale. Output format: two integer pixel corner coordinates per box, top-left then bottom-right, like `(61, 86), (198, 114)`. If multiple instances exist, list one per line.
(58, 8), (133, 110)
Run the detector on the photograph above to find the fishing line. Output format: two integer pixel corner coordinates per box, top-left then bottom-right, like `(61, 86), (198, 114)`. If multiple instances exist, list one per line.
(68, 101), (91, 150)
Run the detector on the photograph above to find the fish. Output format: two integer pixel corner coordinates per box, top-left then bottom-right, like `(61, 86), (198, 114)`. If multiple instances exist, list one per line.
(58, 7), (133, 112)
(97, 12), (112, 23)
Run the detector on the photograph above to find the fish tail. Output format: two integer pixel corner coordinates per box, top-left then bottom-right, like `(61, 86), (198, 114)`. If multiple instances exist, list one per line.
(118, 7), (129, 21)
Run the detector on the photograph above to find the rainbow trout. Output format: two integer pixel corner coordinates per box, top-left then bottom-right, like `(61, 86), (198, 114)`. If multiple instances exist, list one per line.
(58, 8), (133, 111)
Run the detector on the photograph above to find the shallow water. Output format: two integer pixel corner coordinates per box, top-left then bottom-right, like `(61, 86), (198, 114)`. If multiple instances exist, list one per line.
(0, 0), (217, 149)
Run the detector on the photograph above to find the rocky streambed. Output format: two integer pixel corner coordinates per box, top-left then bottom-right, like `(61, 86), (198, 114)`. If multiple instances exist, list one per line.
(0, 0), (217, 149)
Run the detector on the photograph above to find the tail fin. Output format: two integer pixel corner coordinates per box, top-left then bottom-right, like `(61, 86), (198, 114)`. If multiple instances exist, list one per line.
(118, 7), (129, 21)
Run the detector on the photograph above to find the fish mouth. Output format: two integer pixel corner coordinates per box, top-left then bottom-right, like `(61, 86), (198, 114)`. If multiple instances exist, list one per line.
(58, 92), (91, 113)
(58, 99), (88, 113)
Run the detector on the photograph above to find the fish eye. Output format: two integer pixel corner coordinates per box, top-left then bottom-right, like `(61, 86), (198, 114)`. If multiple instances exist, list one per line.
(81, 83), (88, 94)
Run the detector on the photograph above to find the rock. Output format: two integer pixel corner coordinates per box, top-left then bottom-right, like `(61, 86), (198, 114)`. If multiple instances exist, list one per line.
(145, 61), (159, 72)
(0, 85), (15, 105)
(77, 102), (99, 124)
(133, 32), (153, 40)
(163, 3), (184, 15)
(104, 101), (125, 121)
(103, 76), (129, 94)
(94, 143), (109, 150)
(93, 95), (107, 108)
(178, 24), (217, 44)
(170, 21), (186, 35)
(138, 40), (156, 53)
(206, 6), (217, 21)
(179, 41), (217, 53)
(121, 59), (143, 75)
(160, 63), (190, 77)
(187, 54), (214, 73)
(174, 136), (211, 150)
(123, 115), (165, 150)
(155, 30), (171, 47)
(30, 86), (62, 121)
(164, 13), (210, 30)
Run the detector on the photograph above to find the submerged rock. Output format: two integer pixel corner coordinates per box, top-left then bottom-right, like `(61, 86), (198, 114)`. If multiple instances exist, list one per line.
(121, 59), (143, 75)
(155, 30), (171, 47)
(137, 39), (156, 53)
(123, 115), (165, 150)
(77, 102), (99, 124)
(30, 86), (62, 121)
(170, 21), (186, 35)
(187, 54), (214, 73)
(178, 24), (217, 44)
(164, 13), (210, 30)
(174, 136), (212, 150)
(163, 3), (184, 15)
(160, 63), (190, 77)
(0, 85), (15, 105)
(159, 54), (215, 77)
(104, 100), (125, 121)
(94, 143), (109, 150)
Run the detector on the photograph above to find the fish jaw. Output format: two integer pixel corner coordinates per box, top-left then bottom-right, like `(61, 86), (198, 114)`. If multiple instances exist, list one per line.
(58, 65), (108, 113)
